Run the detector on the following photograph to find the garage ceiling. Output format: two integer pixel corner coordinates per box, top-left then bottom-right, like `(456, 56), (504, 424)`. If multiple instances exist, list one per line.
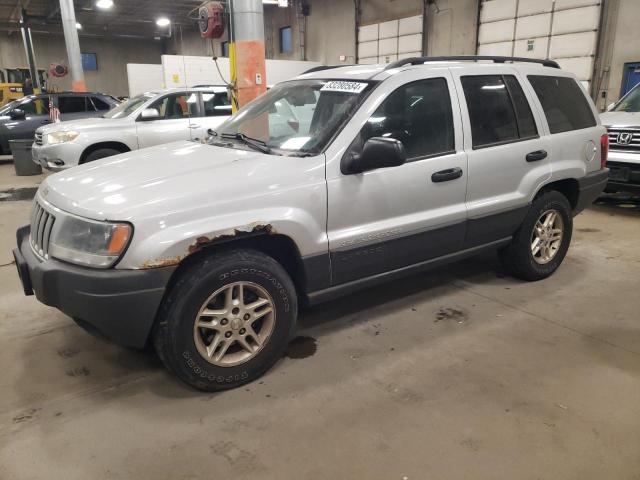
(0, 0), (204, 38)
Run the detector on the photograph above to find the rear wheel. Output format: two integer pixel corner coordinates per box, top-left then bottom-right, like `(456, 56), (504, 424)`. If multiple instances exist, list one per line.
(83, 148), (123, 163)
(499, 191), (573, 281)
(153, 249), (297, 391)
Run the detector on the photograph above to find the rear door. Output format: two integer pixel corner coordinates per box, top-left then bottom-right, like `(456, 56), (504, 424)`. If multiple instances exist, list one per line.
(326, 69), (468, 285)
(135, 92), (198, 148)
(452, 66), (552, 248)
(58, 95), (91, 121)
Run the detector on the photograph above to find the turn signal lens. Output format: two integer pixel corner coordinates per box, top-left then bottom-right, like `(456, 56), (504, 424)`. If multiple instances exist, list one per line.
(107, 224), (132, 255)
(600, 133), (609, 169)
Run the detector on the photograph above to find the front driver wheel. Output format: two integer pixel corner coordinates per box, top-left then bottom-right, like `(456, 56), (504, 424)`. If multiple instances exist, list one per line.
(153, 249), (297, 391)
(499, 190), (573, 281)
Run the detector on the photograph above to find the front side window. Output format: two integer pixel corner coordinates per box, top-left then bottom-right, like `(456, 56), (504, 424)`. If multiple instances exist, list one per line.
(462, 75), (537, 148)
(16, 96), (49, 115)
(360, 78), (455, 160)
(104, 93), (154, 119)
(528, 75), (596, 134)
(150, 93), (198, 119)
(612, 83), (640, 112)
(202, 90), (232, 117)
(59, 96), (87, 113)
(214, 79), (375, 156)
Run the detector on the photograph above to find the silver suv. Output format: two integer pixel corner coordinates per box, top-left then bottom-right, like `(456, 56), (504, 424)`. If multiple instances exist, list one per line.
(600, 82), (640, 193)
(13, 56), (609, 391)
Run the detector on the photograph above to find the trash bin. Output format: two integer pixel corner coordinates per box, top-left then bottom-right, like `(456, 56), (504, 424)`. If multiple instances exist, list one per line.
(9, 139), (42, 176)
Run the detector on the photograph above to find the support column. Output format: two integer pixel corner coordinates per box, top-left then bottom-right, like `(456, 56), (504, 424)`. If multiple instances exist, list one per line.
(59, 0), (86, 92)
(230, 0), (267, 108)
(19, 10), (41, 90)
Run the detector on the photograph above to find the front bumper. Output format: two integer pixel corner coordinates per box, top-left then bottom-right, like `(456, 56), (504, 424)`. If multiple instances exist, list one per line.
(13, 225), (176, 348)
(575, 169), (609, 214)
(32, 141), (82, 171)
(605, 150), (640, 193)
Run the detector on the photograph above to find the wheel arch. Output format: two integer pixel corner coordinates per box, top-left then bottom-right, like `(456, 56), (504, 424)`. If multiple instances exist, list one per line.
(163, 231), (309, 301)
(534, 178), (580, 210)
(79, 141), (131, 164)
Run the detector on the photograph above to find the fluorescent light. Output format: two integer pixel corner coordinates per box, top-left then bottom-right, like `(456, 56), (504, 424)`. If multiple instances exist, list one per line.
(76, 22), (82, 29)
(156, 17), (171, 27)
(263, 0), (288, 5)
(96, 0), (113, 9)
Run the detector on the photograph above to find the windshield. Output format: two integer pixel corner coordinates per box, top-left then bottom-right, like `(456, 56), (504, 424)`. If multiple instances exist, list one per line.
(213, 79), (375, 155)
(104, 93), (154, 118)
(613, 84), (640, 112)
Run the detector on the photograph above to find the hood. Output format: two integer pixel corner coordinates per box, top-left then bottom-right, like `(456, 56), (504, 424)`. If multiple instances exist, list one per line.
(38, 116), (128, 134)
(599, 111), (640, 127)
(38, 141), (308, 221)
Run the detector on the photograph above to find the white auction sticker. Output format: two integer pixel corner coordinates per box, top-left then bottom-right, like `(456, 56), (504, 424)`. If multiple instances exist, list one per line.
(320, 81), (368, 94)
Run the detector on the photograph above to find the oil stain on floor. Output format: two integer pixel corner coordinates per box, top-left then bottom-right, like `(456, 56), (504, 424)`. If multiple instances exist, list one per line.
(284, 336), (317, 359)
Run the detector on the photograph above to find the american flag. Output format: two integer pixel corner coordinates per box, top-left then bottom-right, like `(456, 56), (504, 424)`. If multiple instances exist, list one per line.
(48, 96), (60, 123)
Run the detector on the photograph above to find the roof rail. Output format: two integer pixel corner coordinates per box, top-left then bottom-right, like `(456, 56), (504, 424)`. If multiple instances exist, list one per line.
(301, 65), (354, 75)
(385, 55), (560, 70)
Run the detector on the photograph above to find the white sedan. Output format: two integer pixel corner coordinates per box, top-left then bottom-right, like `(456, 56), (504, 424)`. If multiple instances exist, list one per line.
(32, 87), (231, 171)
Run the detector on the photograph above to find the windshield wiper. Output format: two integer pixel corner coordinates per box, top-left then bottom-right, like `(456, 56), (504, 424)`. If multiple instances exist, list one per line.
(220, 132), (271, 154)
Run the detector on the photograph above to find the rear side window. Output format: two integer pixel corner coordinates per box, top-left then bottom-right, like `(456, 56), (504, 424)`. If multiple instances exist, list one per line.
(58, 96), (87, 113)
(91, 96), (111, 111)
(528, 75), (596, 134)
(202, 91), (231, 117)
(362, 77), (455, 160)
(461, 75), (538, 148)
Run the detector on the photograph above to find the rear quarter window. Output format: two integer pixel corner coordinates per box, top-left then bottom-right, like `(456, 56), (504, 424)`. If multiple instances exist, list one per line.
(527, 75), (596, 134)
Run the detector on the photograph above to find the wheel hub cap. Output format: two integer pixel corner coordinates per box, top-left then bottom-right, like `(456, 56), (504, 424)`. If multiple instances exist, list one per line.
(531, 209), (564, 265)
(193, 281), (276, 367)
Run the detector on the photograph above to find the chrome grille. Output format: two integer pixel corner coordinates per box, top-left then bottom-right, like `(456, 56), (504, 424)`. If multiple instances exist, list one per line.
(607, 128), (640, 151)
(30, 200), (56, 260)
(34, 132), (43, 146)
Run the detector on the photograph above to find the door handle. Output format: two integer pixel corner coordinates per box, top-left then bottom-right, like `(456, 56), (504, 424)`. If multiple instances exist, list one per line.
(431, 167), (463, 183)
(526, 150), (547, 162)
(40, 120), (50, 124)
(189, 124), (201, 129)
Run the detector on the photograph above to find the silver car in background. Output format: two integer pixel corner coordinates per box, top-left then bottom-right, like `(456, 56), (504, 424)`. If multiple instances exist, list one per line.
(32, 86), (231, 171)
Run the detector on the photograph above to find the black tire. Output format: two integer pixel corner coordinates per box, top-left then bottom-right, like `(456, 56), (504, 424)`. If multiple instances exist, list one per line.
(83, 148), (122, 163)
(499, 190), (573, 281)
(153, 249), (297, 391)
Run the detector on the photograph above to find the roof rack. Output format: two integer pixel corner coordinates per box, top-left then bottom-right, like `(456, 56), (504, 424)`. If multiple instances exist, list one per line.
(301, 65), (354, 75)
(385, 55), (560, 70)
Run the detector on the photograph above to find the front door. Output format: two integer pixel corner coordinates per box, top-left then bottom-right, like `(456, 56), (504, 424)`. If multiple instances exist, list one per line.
(135, 92), (198, 149)
(5, 95), (50, 141)
(326, 70), (468, 285)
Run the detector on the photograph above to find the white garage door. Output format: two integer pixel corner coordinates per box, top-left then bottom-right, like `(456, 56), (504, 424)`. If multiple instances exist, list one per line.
(477, 0), (601, 93)
(357, 15), (423, 65)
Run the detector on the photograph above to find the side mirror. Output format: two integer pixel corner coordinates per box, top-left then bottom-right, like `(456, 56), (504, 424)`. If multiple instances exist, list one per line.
(606, 102), (616, 112)
(139, 108), (160, 121)
(342, 137), (406, 174)
(10, 109), (26, 120)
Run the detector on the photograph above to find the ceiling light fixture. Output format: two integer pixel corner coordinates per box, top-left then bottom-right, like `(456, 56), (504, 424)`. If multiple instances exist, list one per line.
(96, 0), (114, 9)
(156, 17), (171, 27)
(76, 22), (82, 29)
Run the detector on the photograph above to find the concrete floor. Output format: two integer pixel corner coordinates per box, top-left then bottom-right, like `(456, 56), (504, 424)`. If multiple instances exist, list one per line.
(1, 164), (639, 479)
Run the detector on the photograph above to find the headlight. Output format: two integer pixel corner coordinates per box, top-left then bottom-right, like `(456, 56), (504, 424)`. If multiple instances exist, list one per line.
(49, 216), (132, 268)
(46, 131), (79, 145)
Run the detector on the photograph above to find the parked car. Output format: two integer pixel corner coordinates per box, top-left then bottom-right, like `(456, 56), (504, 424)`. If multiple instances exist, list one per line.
(0, 92), (118, 155)
(600, 82), (640, 193)
(32, 87), (232, 170)
(13, 56), (608, 391)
